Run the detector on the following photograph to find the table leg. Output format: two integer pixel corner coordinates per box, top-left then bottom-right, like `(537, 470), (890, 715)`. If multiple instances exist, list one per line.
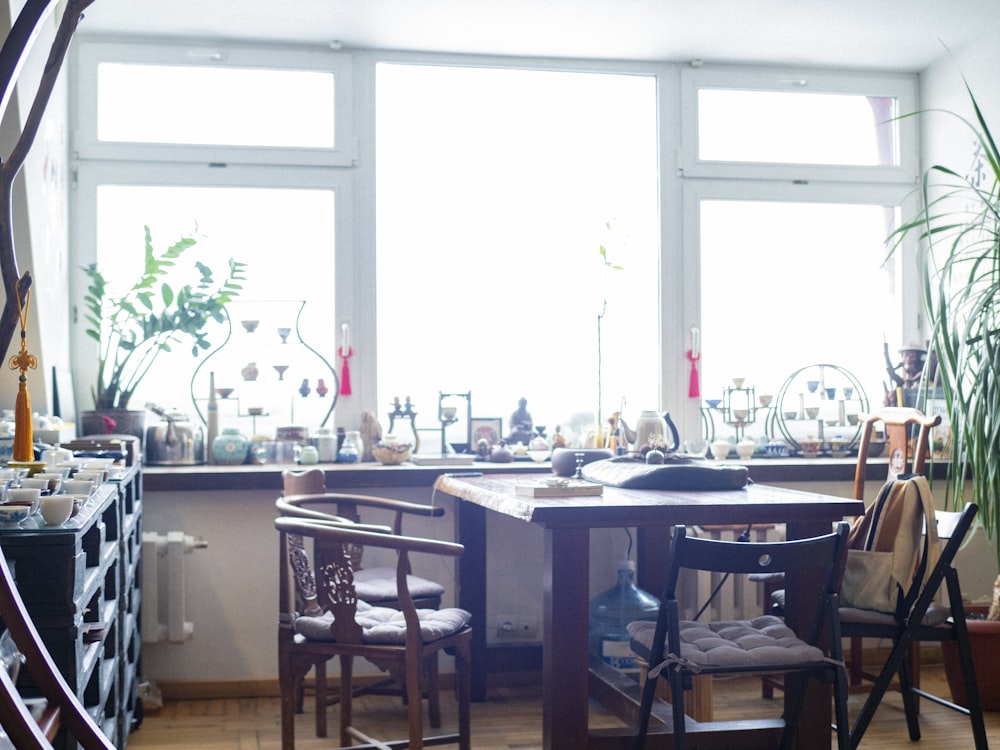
(456, 500), (489, 702)
(543, 526), (591, 750)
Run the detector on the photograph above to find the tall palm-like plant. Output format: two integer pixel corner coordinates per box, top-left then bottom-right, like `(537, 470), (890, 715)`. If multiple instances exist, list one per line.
(891, 81), (1000, 588)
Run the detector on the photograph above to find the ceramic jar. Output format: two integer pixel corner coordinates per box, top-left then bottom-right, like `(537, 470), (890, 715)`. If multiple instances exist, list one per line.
(315, 427), (337, 462)
(213, 428), (249, 466)
(241, 362), (259, 381)
(337, 430), (360, 463)
(298, 445), (319, 465)
(634, 410), (668, 452)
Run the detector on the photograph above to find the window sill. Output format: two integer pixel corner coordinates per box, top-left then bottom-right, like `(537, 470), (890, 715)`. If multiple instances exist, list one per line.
(142, 456), (930, 493)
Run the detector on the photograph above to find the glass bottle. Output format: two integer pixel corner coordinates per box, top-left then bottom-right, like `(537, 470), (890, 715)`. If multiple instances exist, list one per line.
(589, 559), (660, 673)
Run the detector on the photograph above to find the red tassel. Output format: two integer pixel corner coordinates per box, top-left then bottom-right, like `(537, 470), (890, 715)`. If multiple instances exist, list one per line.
(337, 346), (353, 396)
(685, 349), (701, 399)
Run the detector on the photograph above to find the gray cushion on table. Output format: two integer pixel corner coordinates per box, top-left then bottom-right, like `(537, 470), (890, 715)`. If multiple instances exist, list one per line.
(582, 456), (749, 490)
(628, 615), (823, 668)
(295, 603), (471, 644)
(354, 567), (445, 602)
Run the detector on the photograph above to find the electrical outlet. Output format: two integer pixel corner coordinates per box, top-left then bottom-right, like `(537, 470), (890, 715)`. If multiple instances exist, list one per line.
(495, 613), (539, 640)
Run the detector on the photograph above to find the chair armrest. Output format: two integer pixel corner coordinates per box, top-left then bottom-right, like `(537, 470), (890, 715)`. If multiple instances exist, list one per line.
(282, 492), (446, 519)
(275, 516), (464, 558)
(274, 498), (393, 534)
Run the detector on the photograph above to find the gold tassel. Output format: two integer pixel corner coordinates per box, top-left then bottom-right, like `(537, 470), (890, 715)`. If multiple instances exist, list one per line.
(9, 278), (36, 463)
(13, 376), (31, 462)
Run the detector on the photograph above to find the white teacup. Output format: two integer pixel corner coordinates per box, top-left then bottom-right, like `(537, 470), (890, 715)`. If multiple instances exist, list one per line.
(40, 495), (73, 526)
(20, 477), (54, 493)
(74, 470), (106, 484)
(62, 479), (96, 496)
(32, 473), (64, 492)
(6, 487), (41, 513)
(81, 459), (114, 470)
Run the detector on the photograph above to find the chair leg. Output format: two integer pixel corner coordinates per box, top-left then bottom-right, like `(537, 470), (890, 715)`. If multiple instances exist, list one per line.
(832, 664), (851, 750)
(896, 647), (921, 741)
(339, 655), (353, 749)
(849, 634), (913, 749)
(406, 653), (425, 750)
(314, 659), (327, 738)
(424, 653), (442, 728)
(669, 670), (687, 750)
(278, 650), (297, 750)
(455, 639), (472, 750)
(631, 664), (660, 750)
(849, 635), (863, 689)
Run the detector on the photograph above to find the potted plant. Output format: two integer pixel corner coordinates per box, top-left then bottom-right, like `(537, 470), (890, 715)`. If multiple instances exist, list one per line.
(80, 225), (246, 437)
(891, 79), (1000, 707)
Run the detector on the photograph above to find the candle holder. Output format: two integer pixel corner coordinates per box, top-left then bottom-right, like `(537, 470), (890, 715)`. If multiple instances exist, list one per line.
(388, 396), (420, 453)
(438, 391), (472, 454)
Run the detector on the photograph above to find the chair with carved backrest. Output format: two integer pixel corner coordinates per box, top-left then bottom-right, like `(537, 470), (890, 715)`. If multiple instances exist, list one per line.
(275, 515), (471, 750)
(278, 469), (449, 734)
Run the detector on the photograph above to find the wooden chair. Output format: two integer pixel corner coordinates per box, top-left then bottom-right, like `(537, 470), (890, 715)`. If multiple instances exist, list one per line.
(839, 502), (988, 748)
(761, 406), (941, 700)
(278, 472), (448, 731)
(275, 515), (472, 750)
(846, 407), (940, 696)
(628, 523), (851, 750)
(0, 543), (114, 750)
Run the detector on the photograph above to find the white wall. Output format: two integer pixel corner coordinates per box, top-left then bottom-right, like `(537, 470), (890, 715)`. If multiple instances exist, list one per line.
(0, 2), (72, 416)
(140, 473), (998, 687)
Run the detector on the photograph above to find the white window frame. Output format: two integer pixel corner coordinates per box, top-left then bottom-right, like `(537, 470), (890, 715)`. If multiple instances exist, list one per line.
(678, 65), (920, 184)
(72, 39), (356, 167)
(69, 161), (355, 418)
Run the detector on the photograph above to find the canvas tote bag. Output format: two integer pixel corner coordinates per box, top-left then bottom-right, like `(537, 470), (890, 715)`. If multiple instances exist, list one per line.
(840, 474), (940, 617)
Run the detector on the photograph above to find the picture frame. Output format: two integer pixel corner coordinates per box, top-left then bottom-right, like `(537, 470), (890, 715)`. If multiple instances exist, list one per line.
(470, 417), (503, 448)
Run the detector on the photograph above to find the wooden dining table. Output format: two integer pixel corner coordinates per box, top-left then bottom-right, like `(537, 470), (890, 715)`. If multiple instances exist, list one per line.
(434, 472), (864, 750)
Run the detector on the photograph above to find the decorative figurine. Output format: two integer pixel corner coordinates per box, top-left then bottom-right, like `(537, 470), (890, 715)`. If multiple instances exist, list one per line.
(883, 340), (937, 406)
(506, 397), (534, 445)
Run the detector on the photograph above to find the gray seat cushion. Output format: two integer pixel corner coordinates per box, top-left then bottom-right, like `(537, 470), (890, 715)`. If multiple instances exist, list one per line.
(354, 567), (445, 603)
(839, 604), (950, 627)
(628, 615), (823, 668)
(295, 602), (471, 644)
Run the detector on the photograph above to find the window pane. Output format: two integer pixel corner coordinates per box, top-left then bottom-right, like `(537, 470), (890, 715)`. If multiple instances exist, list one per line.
(94, 185), (336, 430)
(698, 89), (897, 166)
(699, 199), (899, 441)
(376, 64), (659, 447)
(97, 63), (335, 148)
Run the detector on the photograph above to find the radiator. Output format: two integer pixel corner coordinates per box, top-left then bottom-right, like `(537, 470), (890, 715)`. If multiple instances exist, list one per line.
(677, 524), (783, 621)
(142, 531), (208, 644)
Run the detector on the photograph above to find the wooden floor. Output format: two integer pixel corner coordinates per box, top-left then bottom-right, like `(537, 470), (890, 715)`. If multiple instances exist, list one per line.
(127, 665), (999, 749)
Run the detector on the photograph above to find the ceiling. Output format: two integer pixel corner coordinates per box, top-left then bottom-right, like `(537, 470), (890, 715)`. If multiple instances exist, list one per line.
(76, 0), (1000, 72)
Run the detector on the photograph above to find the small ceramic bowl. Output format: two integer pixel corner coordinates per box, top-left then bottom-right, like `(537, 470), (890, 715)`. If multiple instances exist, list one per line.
(372, 442), (412, 465)
(40, 495), (73, 526)
(0, 504), (29, 525)
(526, 450), (551, 463)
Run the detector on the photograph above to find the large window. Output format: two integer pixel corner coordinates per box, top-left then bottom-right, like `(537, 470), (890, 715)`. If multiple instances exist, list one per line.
(71, 41), (351, 427)
(681, 68), (918, 442)
(72, 42), (922, 450)
(374, 62), (660, 445)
